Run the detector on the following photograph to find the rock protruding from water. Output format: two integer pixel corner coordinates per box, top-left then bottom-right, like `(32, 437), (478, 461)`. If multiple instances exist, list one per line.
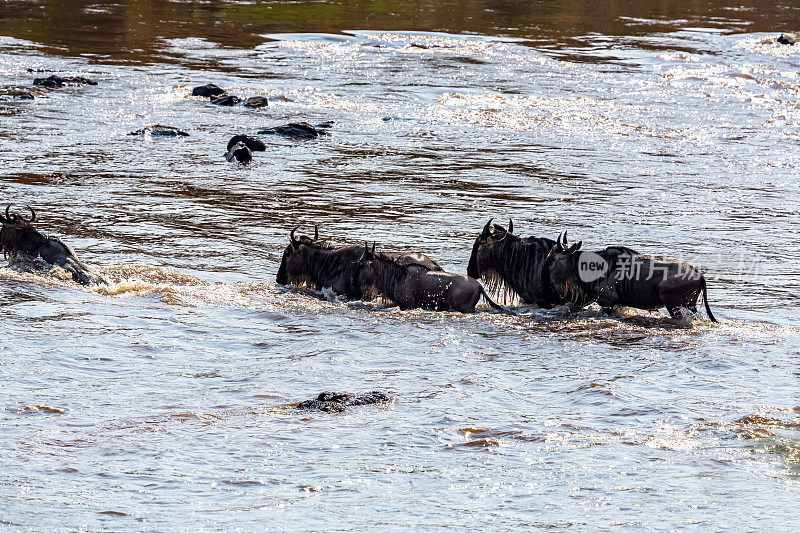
(243, 96), (269, 108)
(777, 33), (797, 45)
(211, 94), (241, 106)
(33, 75), (97, 87)
(128, 125), (189, 137)
(192, 83), (225, 98)
(0, 87), (48, 100)
(295, 391), (392, 413)
(226, 135), (266, 152)
(257, 121), (333, 139)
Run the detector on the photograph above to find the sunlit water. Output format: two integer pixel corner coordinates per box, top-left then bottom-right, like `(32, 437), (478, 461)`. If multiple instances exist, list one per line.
(1, 4), (800, 530)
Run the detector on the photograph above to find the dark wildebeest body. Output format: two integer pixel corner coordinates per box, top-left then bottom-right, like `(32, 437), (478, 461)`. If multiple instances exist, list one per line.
(467, 219), (560, 307)
(224, 142), (252, 163)
(356, 247), (504, 313)
(276, 227), (441, 299)
(192, 83), (225, 98)
(0, 206), (105, 286)
(542, 238), (717, 322)
(33, 75), (97, 87)
(128, 124), (189, 137)
(258, 122), (333, 139)
(777, 33), (797, 45)
(295, 391), (391, 413)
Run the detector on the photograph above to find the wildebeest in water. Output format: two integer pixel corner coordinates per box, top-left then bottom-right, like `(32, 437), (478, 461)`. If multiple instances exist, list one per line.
(0, 205), (105, 285)
(276, 226), (442, 299)
(541, 233), (717, 322)
(355, 244), (505, 313)
(467, 218), (561, 307)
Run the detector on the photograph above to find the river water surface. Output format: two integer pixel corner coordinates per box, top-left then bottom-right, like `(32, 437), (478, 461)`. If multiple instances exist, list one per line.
(1, 1), (799, 530)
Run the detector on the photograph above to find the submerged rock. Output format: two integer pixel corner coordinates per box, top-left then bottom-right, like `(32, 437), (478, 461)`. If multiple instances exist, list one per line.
(0, 87), (48, 100)
(128, 125), (189, 137)
(226, 135), (266, 152)
(777, 33), (797, 45)
(243, 96), (269, 108)
(257, 121), (333, 139)
(211, 94), (241, 106)
(33, 75), (97, 87)
(224, 141), (252, 163)
(295, 391), (392, 413)
(192, 83), (225, 98)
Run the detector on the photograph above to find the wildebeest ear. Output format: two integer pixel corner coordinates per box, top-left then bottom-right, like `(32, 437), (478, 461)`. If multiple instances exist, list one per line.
(567, 242), (581, 254)
(371, 241), (376, 254)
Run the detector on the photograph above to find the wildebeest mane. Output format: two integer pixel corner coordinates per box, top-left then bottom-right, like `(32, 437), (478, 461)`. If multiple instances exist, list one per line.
(297, 244), (360, 293)
(364, 253), (415, 306)
(476, 234), (557, 306)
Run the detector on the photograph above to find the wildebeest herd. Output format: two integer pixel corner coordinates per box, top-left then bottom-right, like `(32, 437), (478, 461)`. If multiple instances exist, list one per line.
(1, 206), (717, 322)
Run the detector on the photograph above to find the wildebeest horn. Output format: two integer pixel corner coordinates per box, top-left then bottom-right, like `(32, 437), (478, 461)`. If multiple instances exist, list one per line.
(314, 225), (319, 241)
(483, 218), (493, 235)
(26, 205), (35, 223)
(563, 230), (568, 245)
(290, 226), (300, 248)
(508, 219), (513, 234)
(5, 205), (11, 221)
(371, 241), (376, 253)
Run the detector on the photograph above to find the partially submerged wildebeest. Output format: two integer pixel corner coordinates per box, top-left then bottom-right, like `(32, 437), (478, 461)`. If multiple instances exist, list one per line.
(224, 135), (265, 163)
(467, 218), (560, 307)
(295, 391), (391, 413)
(777, 33), (797, 45)
(356, 244), (504, 313)
(541, 233), (717, 322)
(276, 226), (441, 299)
(0, 205), (105, 285)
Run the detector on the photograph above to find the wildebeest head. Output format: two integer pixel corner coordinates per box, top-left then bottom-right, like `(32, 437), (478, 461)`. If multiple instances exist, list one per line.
(275, 225), (320, 286)
(354, 242), (381, 299)
(0, 204), (44, 258)
(466, 218), (514, 279)
(541, 232), (594, 307)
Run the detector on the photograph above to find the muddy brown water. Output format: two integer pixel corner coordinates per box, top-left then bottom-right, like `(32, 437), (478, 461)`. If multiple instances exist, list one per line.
(1, 0), (799, 530)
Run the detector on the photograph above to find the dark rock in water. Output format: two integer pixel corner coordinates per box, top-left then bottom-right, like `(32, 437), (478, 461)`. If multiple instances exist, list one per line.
(777, 33), (797, 45)
(295, 391), (391, 413)
(211, 94), (241, 106)
(227, 135), (266, 152)
(243, 96), (269, 108)
(0, 87), (48, 100)
(33, 75), (97, 87)
(128, 125), (189, 137)
(224, 141), (252, 163)
(192, 83), (225, 98)
(26, 68), (53, 73)
(257, 121), (332, 139)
